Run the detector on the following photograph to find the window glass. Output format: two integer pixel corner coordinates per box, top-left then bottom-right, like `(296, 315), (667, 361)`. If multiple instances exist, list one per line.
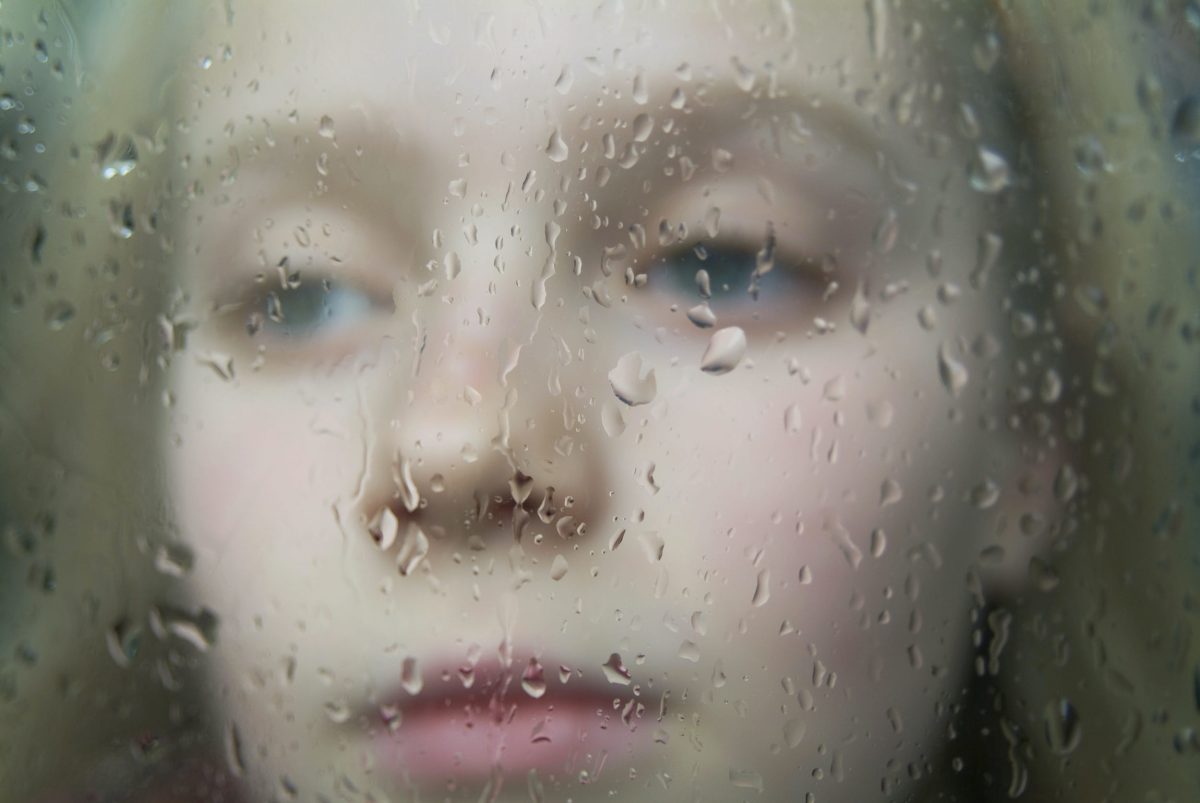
(1, 2), (1198, 802)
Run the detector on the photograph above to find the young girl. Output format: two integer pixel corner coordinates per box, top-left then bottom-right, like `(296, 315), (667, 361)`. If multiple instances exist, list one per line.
(2, 2), (1196, 801)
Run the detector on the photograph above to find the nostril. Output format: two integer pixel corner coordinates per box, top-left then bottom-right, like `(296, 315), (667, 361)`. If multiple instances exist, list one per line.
(365, 458), (604, 564)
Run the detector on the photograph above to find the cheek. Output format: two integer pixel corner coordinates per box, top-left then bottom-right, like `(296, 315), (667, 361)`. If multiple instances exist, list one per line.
(170, 374), (364, 556)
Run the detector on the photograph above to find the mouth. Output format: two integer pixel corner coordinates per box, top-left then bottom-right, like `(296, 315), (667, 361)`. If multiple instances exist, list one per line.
(363, 654), (656, 785)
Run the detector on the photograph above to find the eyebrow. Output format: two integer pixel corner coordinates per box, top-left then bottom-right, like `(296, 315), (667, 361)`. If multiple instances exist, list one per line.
(578, 83), (899, 241)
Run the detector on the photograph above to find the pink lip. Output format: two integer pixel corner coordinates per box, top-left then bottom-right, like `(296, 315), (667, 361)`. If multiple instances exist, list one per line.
(369, 659), (651, 784)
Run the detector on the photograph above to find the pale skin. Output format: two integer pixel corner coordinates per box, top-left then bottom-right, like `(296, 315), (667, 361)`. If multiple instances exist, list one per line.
(169, 2), (1043, 800)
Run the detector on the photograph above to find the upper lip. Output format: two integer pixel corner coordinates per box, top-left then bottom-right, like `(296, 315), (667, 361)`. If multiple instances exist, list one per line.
(355, 651), (659, 731)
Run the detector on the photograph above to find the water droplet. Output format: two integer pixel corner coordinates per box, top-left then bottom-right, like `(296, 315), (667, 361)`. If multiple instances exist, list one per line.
(638, 531), (665, 563)
(521, 657), (547, 698)
(866, 0), (888, 60)
(608, 352), (657, 406)
(324, 700), (350, 724)
(880, 479), (903, 507)
(370, 507), (400, 550)
(44, 300), (75, 331)
(700, 326), (746, 374)
(783, 403), (802, 434)
(396, 455), (421, 512)
(106, 619), (143, 668)
(601, 402), (626, 437)
(447, 178), (468, 199)
(549, 554), (569, 581)
(873, 207), (899, 254)
(400, 656), (423, 695)
(318, 115), (336, 139)
(1028, 556), (1060, 592)
(1039, 367), (1062, 404)
(866, 399), (894, 428)
(969, 478), (1001, 510)
(602, 653), (632, 686)
(937, 342), (969, 397)
(631, 70), (649, 105)
(545, 129), (569, 163)
(849, 281), (870, 334)
(1044, 698), (1082, 755)
(631, 113), (653, 142)
(751, 569), (770, 607)
(695, 269), (712, 298)
(677, 640), (701, 663)
(1171, 95), (1200, 142)
(870, 528), (888, 558)
(151, 605), (218, 651)
(969, 146), (1011, 193)
(1073, 135), (1109, 177)
(1053, 464), (1079, 503)
(224, 722), (245, 777)
(554, 65), (574, 94)
(196, 351), (235, 382)
(783, 717), (806, 748)
(711, 147), (734, 172)
(822, 375), (846, 402)
(443, 251), (462, 279)
(729, 769), (764, 792)
(95, 132), (138, 180)
(686, 303), (716, 328)
(396, 523), (429, 576)
(153, 543), (195, 577)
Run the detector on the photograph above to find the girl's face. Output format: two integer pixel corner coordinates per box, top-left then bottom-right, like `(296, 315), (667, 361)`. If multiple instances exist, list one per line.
(170, 2), (1030, 800)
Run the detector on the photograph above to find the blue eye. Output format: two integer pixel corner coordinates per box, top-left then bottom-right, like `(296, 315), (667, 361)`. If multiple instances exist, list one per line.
(255, 279), (389, 339)
(651, 243), (826, 324)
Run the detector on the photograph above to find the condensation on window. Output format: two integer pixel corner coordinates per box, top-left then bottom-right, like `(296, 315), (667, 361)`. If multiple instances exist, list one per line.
(1, 2), (1197, 802)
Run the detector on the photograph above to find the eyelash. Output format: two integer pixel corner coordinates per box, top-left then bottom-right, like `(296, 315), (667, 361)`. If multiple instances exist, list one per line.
(234, 273), (394, 345)
(644, 239), (834, 325)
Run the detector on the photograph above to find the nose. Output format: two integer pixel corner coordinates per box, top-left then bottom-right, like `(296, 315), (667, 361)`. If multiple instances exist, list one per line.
(351, 262), (608, 564)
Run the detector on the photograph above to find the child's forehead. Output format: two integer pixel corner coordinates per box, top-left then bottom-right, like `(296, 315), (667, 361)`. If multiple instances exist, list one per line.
(194, 1), (886, 93)
(183, 1), (966, 169)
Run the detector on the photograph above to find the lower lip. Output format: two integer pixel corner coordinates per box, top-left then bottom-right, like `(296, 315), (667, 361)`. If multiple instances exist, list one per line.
(374, 698), (647, 782)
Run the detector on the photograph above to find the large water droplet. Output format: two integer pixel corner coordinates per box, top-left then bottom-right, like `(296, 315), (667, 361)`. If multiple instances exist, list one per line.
(1044, 698), (1082, 755)
(969, 146), (1011, 193)
(700, 326), (746, 374)
(521, 657), (547, 698)
(96, 132), (138, 180)
(631, 113), (653, 142)
(602, 653), (632, 686)
(687, 303), (716, 328)
(318, 115), (336, 139)
(869, 528), (888, 558)
(608, 351), (657, 406)
(549, 554), (569, 581)
(545, 129), (569, 163)
(880, 478), (903, 507)
(783, 717), (806, 748)
(937, 342), (969, 397)
(969, 478), (1001, 510)
(400, 656), (423, 695)
(396, 523), (430, 576)
(154, 543), (195, 578)
(44, 300), (76, 331)
(751, 569), (770, 607)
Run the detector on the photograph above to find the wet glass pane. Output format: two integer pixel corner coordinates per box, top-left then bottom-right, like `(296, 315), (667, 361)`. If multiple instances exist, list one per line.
(1, 2), (1198, 801)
